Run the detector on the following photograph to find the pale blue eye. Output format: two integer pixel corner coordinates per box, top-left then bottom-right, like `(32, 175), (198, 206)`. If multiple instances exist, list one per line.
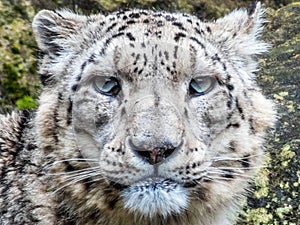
(93, 76), (121, 96)
(189, 76), (216, 96)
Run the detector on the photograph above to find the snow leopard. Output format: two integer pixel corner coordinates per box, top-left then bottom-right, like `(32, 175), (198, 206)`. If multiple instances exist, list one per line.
(0, 2), (275, 225)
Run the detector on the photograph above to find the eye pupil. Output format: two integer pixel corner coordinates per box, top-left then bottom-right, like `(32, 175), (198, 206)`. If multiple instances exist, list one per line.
(189, 76), (216, 97)
(93, 76), (121, 96)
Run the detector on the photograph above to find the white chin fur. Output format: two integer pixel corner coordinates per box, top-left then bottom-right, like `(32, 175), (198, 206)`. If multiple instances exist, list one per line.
(121, 178), (189, 218)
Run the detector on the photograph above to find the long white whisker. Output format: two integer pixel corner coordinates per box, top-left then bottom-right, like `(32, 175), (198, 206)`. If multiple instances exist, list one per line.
(52, 158), (98, 165)
(48, 166), (102, 176)
(211, 154), (263, 162)
(207, 170), (253, 179)
(53, 170), (103, 194)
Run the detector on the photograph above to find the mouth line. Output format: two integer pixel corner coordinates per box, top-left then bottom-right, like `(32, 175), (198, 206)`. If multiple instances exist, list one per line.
(110, 177), (197, 191)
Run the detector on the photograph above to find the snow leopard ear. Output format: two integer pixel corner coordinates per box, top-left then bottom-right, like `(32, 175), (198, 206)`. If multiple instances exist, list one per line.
(32, 10), (87, 56)
(211, 2), (268, 56)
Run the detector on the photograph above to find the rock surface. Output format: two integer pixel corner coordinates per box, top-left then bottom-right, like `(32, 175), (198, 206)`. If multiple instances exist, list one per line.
(238, 3), (300, 225)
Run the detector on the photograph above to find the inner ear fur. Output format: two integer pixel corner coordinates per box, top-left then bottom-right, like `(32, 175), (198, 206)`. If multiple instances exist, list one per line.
(32, 10), (88, 55)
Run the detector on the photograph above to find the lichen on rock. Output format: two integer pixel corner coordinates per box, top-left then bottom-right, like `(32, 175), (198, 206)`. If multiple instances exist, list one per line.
(238, 3), (300, 225)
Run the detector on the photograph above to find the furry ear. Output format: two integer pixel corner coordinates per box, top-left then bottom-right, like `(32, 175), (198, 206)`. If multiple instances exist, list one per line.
(210, 2), (268, 56)
(32, 10), (87, 56)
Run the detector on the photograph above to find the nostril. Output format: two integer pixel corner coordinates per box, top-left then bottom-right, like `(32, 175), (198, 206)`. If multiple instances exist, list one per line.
(133, 146), (176, 165)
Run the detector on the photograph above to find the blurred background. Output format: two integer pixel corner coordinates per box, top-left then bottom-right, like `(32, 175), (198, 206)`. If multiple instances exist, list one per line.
(0, 0), (299, 224)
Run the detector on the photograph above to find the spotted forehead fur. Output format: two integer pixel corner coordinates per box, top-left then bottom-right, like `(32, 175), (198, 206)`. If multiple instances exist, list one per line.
(33, 6), (267, 90)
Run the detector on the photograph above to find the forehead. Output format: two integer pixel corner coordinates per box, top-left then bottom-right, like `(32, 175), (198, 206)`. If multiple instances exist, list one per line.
(78, 9), (222, 82)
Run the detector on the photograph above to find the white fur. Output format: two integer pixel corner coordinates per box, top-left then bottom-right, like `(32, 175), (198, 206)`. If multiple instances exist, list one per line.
(121, 178), (189, 218)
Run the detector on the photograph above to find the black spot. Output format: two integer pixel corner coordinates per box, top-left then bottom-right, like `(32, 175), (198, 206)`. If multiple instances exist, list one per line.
(240, 155), (251, 168)
(172, 61), (176, 68)
(88, 53), (96, 63)
(118, 25), (128, 32)
(143, 19), (149, 23)
(226, 84), (234, 91)
(187, 19), (192, 24)
(153, 13), (163, 17)
(143, 54), (148, 66)
(71, 84), (78, 92)
(81, 61), (87, 71)
(195, 28), (204, 35)
(83, 177), (93, 190)
(226, 123), (240, 129)
(174, 32), (186, 42)
(126, 20), (136, 25)
(190, 37), (205, 49)
(206, 26), (212, 33)
(111, 32), (125, 39)
(126, 32), (136, 41)
(172, 22), (186, 30)
(236, 99), (245, 120)
(174, 45), (178, 59)
(39, 72), (55, 86)
(106, 22), (117, 32)
(227, 93), (233, 109)
(133, 53), (140, 65)
(66, 97), (73, 126)
(227, 100), (232, 109)
(64, 161), (75, 172)
(222, 169), (234, 179)
(215, 76), (224, 86)
(138, 69), (143, 74)
(211, 54), (221, 61)
(249, 117), (256, 133)
(57, 92), (63, 102)
(157, 20), (164, 27)
(165, 15), (176, 21)
(129, 13), (140, 18)
(76, 75), (81, 82)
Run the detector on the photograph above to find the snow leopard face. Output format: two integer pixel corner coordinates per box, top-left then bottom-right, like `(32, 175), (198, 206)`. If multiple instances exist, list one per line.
(32, 3), (275, 224)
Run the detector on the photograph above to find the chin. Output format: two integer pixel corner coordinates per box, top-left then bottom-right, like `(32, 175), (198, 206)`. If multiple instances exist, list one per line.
(121, 178), (189, 218)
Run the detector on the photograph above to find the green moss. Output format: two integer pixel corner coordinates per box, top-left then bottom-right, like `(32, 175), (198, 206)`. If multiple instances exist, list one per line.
(15, 95), (38, 110)
(0, 0), (39, 112)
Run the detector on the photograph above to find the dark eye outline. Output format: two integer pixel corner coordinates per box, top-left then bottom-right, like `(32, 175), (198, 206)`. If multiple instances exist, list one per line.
(93, 76), (121, 97)
(189, 76), (216, 97)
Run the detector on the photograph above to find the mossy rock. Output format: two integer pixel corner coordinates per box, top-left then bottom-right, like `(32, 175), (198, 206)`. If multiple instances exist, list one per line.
(0, 0), (39, 113)
(238, 3), (300, 225)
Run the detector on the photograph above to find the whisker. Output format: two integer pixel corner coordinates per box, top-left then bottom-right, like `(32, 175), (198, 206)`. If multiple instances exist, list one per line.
(48, 166), (102, 176)
(53, 170), (103, 194)
(52, 158), (98, 165)
(207, 169), (253, 178)
(211, 153), (263, 162)
(204, 175), (248, 182)
(211, 166), (265, 170)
